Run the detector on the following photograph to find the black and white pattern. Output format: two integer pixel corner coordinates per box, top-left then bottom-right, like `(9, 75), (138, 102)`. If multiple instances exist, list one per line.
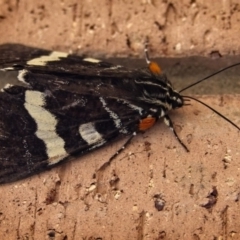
(0, 44), (186, 183)
(1, 43), (238, 184)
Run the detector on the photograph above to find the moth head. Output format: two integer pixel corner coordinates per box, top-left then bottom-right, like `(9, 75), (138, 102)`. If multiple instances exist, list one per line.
(134, 62), (184, 112)
(147, 61), (184, 109)
(170, 90), (184, 109)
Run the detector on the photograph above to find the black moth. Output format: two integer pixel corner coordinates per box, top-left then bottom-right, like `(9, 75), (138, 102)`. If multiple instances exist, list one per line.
(0, 43), (239, 184)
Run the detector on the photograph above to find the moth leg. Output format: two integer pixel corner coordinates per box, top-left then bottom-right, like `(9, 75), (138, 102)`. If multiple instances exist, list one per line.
(97, 132), (136, 172)
(164, 115), (189, 152)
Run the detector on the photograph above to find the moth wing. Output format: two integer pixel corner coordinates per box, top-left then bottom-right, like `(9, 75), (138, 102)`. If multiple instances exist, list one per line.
(0, 84), (143, 183)
(0, 44), (145, 183)
(0, 43), (140, 78)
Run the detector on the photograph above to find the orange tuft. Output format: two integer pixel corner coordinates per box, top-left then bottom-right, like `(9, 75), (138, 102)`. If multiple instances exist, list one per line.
(149, 61), (162, 75)
(139, 117), (156, 131)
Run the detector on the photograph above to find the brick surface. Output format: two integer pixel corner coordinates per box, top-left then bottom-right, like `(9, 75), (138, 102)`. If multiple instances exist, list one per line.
(0, 1), (240, 57)
(0, 1), (240, 239)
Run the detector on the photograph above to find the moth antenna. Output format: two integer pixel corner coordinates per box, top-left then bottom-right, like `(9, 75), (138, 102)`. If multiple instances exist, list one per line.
(179, 62), (240, 93)
(179, 62), (240, 131)
(183, 95), (240, 131)
(144, 38), (162, 75)
(144, 37), (151, 65)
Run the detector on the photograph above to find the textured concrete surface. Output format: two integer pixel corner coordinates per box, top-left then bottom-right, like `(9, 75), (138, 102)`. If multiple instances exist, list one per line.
(0, 1), (240, 57)
(0, 0), (240, 239)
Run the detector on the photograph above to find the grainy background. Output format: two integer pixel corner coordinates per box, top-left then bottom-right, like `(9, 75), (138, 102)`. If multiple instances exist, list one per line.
(0, 1), (240, 239)
(1, 0), (240, 57)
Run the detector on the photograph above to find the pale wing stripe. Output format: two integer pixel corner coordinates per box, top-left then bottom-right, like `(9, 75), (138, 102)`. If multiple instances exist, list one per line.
(79, 122), (105, 148)
(99, 97), (128, 134)
(83, 57), (101, 63)
(117, 99), (144, 115)
(17, 69), (29, 84)
(24, 90), (68, 164)
(27, 51), (68, 66)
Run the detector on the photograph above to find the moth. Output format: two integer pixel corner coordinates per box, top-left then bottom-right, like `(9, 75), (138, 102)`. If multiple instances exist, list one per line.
(0, 43), (239, 184)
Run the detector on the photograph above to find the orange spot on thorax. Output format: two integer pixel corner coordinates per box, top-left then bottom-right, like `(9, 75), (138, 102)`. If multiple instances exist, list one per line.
(139, 117), (156, 131)
(149, 61), (162, 75)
